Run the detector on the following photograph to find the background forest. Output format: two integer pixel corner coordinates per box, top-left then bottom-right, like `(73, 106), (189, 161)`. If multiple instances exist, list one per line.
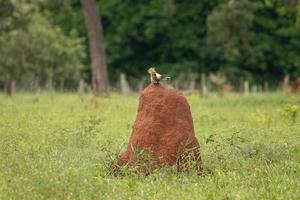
(1, 1), (300, 199)
(1, 0), (300, 93)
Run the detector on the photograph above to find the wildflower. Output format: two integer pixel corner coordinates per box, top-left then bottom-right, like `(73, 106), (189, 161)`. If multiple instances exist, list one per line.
(279, 104), (300, 123)
(248, 110), (272, 127)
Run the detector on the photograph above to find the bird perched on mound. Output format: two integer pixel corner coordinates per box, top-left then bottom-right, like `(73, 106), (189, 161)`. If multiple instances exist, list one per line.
(147, 67), (170, 84)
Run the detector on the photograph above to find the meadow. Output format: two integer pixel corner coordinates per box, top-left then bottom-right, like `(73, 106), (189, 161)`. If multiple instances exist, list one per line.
(0, 92), (299, 199)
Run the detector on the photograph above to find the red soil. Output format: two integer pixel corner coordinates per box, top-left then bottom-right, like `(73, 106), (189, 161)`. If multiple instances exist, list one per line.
(292, 78), (300, 93)
(118, 83), (202, 173)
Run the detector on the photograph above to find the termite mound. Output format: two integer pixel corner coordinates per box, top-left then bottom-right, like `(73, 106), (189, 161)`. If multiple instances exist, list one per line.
(118, 83), (202, 174)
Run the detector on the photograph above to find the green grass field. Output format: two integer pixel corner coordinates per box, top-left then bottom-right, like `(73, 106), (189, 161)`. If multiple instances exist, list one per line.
(0, 92), (299, 199)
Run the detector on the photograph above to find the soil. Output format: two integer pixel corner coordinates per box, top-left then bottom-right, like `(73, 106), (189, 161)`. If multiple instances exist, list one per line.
(292, 78), (300, 93)
(118, 83), (202, 173)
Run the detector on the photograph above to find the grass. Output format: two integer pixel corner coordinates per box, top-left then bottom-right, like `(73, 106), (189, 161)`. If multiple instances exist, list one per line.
(0, 92), (299, 199)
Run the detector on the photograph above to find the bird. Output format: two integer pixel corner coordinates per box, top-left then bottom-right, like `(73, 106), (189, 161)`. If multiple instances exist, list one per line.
(147, 67), (170, 84)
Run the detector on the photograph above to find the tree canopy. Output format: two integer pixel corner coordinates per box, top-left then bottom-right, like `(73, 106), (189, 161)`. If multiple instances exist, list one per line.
(0, 0), (299, 92)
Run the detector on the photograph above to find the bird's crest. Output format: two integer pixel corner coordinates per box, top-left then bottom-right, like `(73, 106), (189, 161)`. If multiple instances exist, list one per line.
(147, 67), (156, 74)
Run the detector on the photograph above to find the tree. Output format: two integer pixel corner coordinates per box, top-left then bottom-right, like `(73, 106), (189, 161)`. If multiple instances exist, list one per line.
(25, 14), (84, 91)
(81, 0), (109, 95)
(206, 0), (257, 82)
(99, 0), (219, 85)
(1, 0), (300, 91)
(0, 9), (85, 95)
(252, 0), (300, 82)
(0, 30), (27, 95)
(297, 1), (300, 27)
(0, 0), (32, 95)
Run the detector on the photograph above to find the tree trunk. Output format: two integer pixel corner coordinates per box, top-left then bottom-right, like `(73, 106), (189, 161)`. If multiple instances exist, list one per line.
(46, 76), (53, 91)
(188, 73), (197, 91)
(60, 78), (65, 92)
(138, 80), (145, 92)
(201, 73), (208, 97)
(78, 79), (85, 94)
(283, 73), (290, 92)
(244, 80), (249, 94)
(81, 0), (109, 95)
(11, 80), (16, 93)
(4, 80), (13, 96)
(120, 73), (131, 94)
(263, 81), (269, 92)
(33, 75), (40, 93)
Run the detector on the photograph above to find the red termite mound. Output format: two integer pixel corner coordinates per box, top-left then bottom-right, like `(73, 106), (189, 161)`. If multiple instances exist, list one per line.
(118, 83), (202, 173)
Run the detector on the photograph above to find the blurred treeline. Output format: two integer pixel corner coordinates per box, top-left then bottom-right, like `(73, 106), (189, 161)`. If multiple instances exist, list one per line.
(0, 0), (300, 92)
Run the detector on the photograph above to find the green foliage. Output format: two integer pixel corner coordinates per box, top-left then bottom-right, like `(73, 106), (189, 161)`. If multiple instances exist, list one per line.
(0, 30), (28, 81)
(1, 0), (300, 89)
(205, 0), (300, 84)
(98, 0), (300, 85)
(0, 0), (85, 90)
(297, 1), (300, 27)
(207, 0), (257, 81)
(0, 13), (85, 85)
(0, 0), (31, 32)
(100, 0), (219, 80)
(26, 14), (85, 82)
(0, 93), (299, 199)
(265, 0), (298, 16)
(279, 104), (300, 123)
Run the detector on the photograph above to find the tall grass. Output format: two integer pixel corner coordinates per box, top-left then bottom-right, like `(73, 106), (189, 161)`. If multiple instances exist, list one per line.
(0, 92), (299, 199)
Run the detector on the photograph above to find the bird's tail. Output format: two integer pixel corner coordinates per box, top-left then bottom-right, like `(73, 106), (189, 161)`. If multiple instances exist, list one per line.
(161, 75), (171, 81)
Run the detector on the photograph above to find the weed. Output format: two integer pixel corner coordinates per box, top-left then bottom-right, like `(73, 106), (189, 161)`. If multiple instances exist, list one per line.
(0, 93), (299, 199)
